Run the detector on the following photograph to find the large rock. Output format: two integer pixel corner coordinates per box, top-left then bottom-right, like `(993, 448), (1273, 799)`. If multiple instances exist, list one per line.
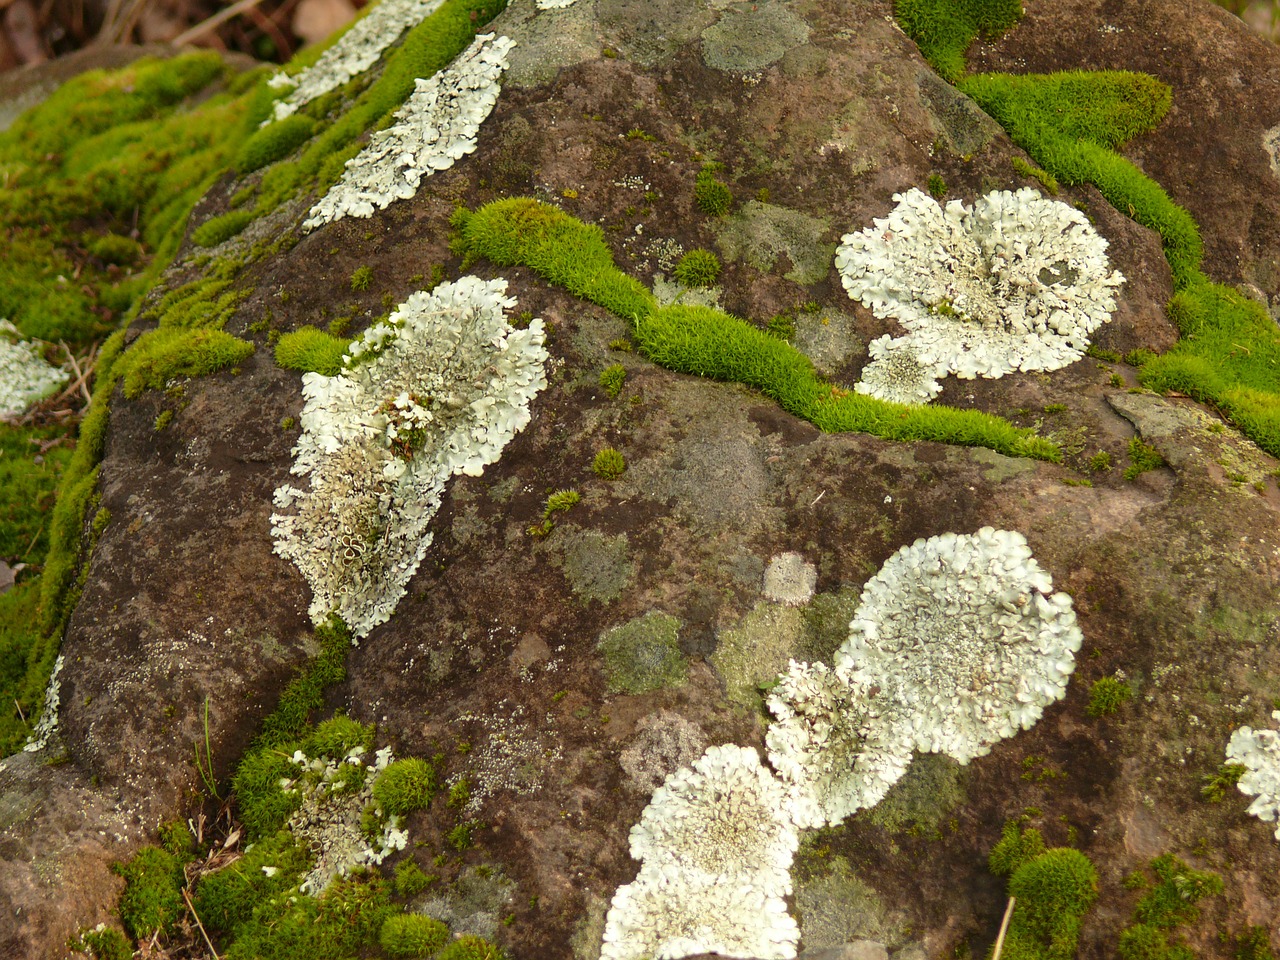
(2, 1), (1280, 957)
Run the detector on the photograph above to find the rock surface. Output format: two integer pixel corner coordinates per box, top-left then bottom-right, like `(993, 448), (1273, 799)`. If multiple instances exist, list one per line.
(1, 1), (1280, 958)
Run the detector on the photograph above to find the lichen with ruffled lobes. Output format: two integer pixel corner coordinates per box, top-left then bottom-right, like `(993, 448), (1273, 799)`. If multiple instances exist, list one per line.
(266, 0), (448, 124)
(837, 187), (1124, 401)
(271, 277), (547, 639)
(602, 744), (800, 960)
(303, 33), (515, 231)
(1226, 710), (1280, 841)
(0, 322), (68, 418)
(767, 528), (1082, 828)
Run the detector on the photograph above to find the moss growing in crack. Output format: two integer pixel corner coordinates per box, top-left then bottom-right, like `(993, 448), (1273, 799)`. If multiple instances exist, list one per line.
(191, 830), (312, 934)
(275, 327), (353, 376)
(114, 328), (254, 398)
(380, 914), (450, 957)
(894, 0), (1023, 82)
(450, 198), (1059, 461)
(597, 611), (687, 694)
(193, 209), (257, 248)
(1123, 437), (1166, 480)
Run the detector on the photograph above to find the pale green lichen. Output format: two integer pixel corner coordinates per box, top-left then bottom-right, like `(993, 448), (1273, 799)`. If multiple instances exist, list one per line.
(715, 200), (834, 285)
(712, 601), (804, 708)
(598, 612), (686, 695)
(554, 526), (635, 603)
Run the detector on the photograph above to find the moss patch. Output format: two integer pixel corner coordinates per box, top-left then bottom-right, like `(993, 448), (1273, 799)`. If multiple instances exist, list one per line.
(859, 753), (967, 837)
(597, 611), (687, 695)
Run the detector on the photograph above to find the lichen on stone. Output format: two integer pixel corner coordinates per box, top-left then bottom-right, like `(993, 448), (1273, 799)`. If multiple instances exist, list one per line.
(598, 612), (687, 695)
(280, 743), (407, 894)
(602, 744), (801, 960)
(303, 33), (514, 231)
(855, 334), (946, 405)
(0, 321), (68, 418)
(22, 655), (64, 753)
(536, 0), (580, 8)
(266, 0), (447, 124)
(1226, 710), (1280, 841)
(762, 551), (818, 606)
(836, 187), (1124, 401)
(271, 277), (547, 640)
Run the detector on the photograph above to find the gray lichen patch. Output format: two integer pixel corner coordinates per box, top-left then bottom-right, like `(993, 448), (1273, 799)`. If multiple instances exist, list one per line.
(796, 855), (907, 949)
(596, 0), (716, 68)
(715, 200), (835, 285)
(417, 865), (517, 940)
(501, 0), (602, 89)
(967, 445), (1038, 484)
(652, 272), (724, 310)
(598, 611), (687, 694)
(790, 308), (864, 378)
(552, 525), (635, 603)
(712, 601), (804, 707)
(858, 753), (967, 837)
(618, 709), (708, 793)
(701, 3), (811, 73)
(570, 893), (609, 960)
(1265, 121), (1280, 183)
(916, 69), (1001, 158)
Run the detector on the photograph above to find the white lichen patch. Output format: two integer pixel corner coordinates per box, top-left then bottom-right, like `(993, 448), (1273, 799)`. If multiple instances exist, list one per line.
(602, 744), (800, 960)
(537, 0), (581, 7)
(765, 659), (911, 829)
(303, 33), (514, 231)
(1, 321), (67, 418)
(1226, 710), (1280, 840)
(448, 699), (563, 816)
(281, 744), (407, 894)
(22, 655), (64, 753)
(272, 277), (547, 639)
(266, 0), (446, 124)
(836, 188), (1124, 401)
(854, 334), (945, 406)
(837, 528), (1082, 763)
(762, 552), (818, 606)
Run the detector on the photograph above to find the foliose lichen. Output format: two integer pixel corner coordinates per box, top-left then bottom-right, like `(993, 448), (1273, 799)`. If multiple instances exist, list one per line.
(22, 654), (64, 753)
(266, 0), (448, 124)
(271, 277), (547, 640)
(303, 33), (515, 231)
(0, 321), (68, 418)
(602, 744), (800, 960)
(836, 187), (1124, 403)
(1226, 710), (1280, 841)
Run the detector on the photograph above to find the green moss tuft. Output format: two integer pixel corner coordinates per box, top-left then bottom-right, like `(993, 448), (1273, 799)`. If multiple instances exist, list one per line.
(988, 822), (1047, 877)
(592, 447), (626, 480)
(379, 914), (450, 957)
(114, 328), (254, 398)
(192, 830), (310, 933)
(302, 713), (375, 758)
(235, 115), (317, 174)
(1123, 437), (1166, 481)
(1000, 847), (1098, 959)
(394, 859), (436, 897)
(115, 846), (186, 940)
(192, 209), (256, 248)
(674, 248), (722, 287)
(894, 0), (1023, 82)
(70, 927), (133, 960)
(275, 327), (352, 375)
(599, 363), (627, 398)
(1086, 676), (1133, 717)
(436, 934), (507, 960)
(350, 266), (374, 291)
(372, 758), (438, 816)
(597, 611), (686, 694)
(694, 166), (733, 216)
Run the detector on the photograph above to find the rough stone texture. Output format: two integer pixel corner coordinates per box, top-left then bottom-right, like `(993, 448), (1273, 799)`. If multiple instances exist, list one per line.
(2, 0), (1280, 958)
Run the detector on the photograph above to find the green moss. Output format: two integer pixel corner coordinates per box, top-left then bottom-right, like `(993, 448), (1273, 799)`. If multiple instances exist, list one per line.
(372, 758), (439, 815)
(694, 166), (733, 216)
(254, 616), (352, 749)
(1236, 927), (1277, 960)
(597, 611), (686, 694)
(301, 713), (375, 758)
(1011, 156), (1059, 194)
(114, 328), (254, 398)
(87, 233), (142, 266)
(927, 173), (947, 199)
(543, 490), (581, 518)
(988, 823), (1047, 877)
(394, 859), (436, 897)
(1201, 762), (1247, 802)
(380, 913), (450, 957)
(1133, 854), (1222, 928)
(235, 115), (317, 174)
(350, 265), (374, 291)
(193, 209), (256, 248)
(115, 846), (186, 940)
(1000, 848), (1098, 960)
(894, 0), (1023, 82)
(599, 363), (627, 398)
(1118, 923), (1194, 960)
(191, 830), (310, 933)
(0, 583), (46, 753)
(230, 746), (305, 841)
(436, 934), (507, 960)
(0, 424), (72, 563)
(69, 927), (133, 960)
(275, 327), (352, 375)
(592, 447), (626, 480)
(1123, 437), (1166, 480)
(451, 198), (1058, 462)
(674, 248), (722, 287)
(1086, 676), (1133, 717)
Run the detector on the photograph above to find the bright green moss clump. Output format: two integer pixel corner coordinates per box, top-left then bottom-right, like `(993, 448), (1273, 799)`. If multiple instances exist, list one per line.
(693, 165), (733, 216)
(379, 914), (450, 957)
(451, 197), (1058, 461)
(372, 758), (439, 816)
(437, 934), (507, 960)
(895, 0), (1023, 82)
(988, 827), (1098, 960)
(593, 447), (626, 480)
(235, 114), (317, 174)
(193, 209), (256, 248)
(674, 248), (722, 287)
(1087, 676), (1133, 717)
(275, 327), (353, 375)
(115, 846), (187, 941)
(115, 328), (254, 398)
(1117, 855), (1223, 960)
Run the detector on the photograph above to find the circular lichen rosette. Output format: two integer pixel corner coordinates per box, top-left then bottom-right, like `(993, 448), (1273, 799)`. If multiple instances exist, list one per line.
(765, 659), (912, 829)
(834, 527), (1083, 763)
(836, 187), (1125, 400)
(1226, 710), (1280, 841)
